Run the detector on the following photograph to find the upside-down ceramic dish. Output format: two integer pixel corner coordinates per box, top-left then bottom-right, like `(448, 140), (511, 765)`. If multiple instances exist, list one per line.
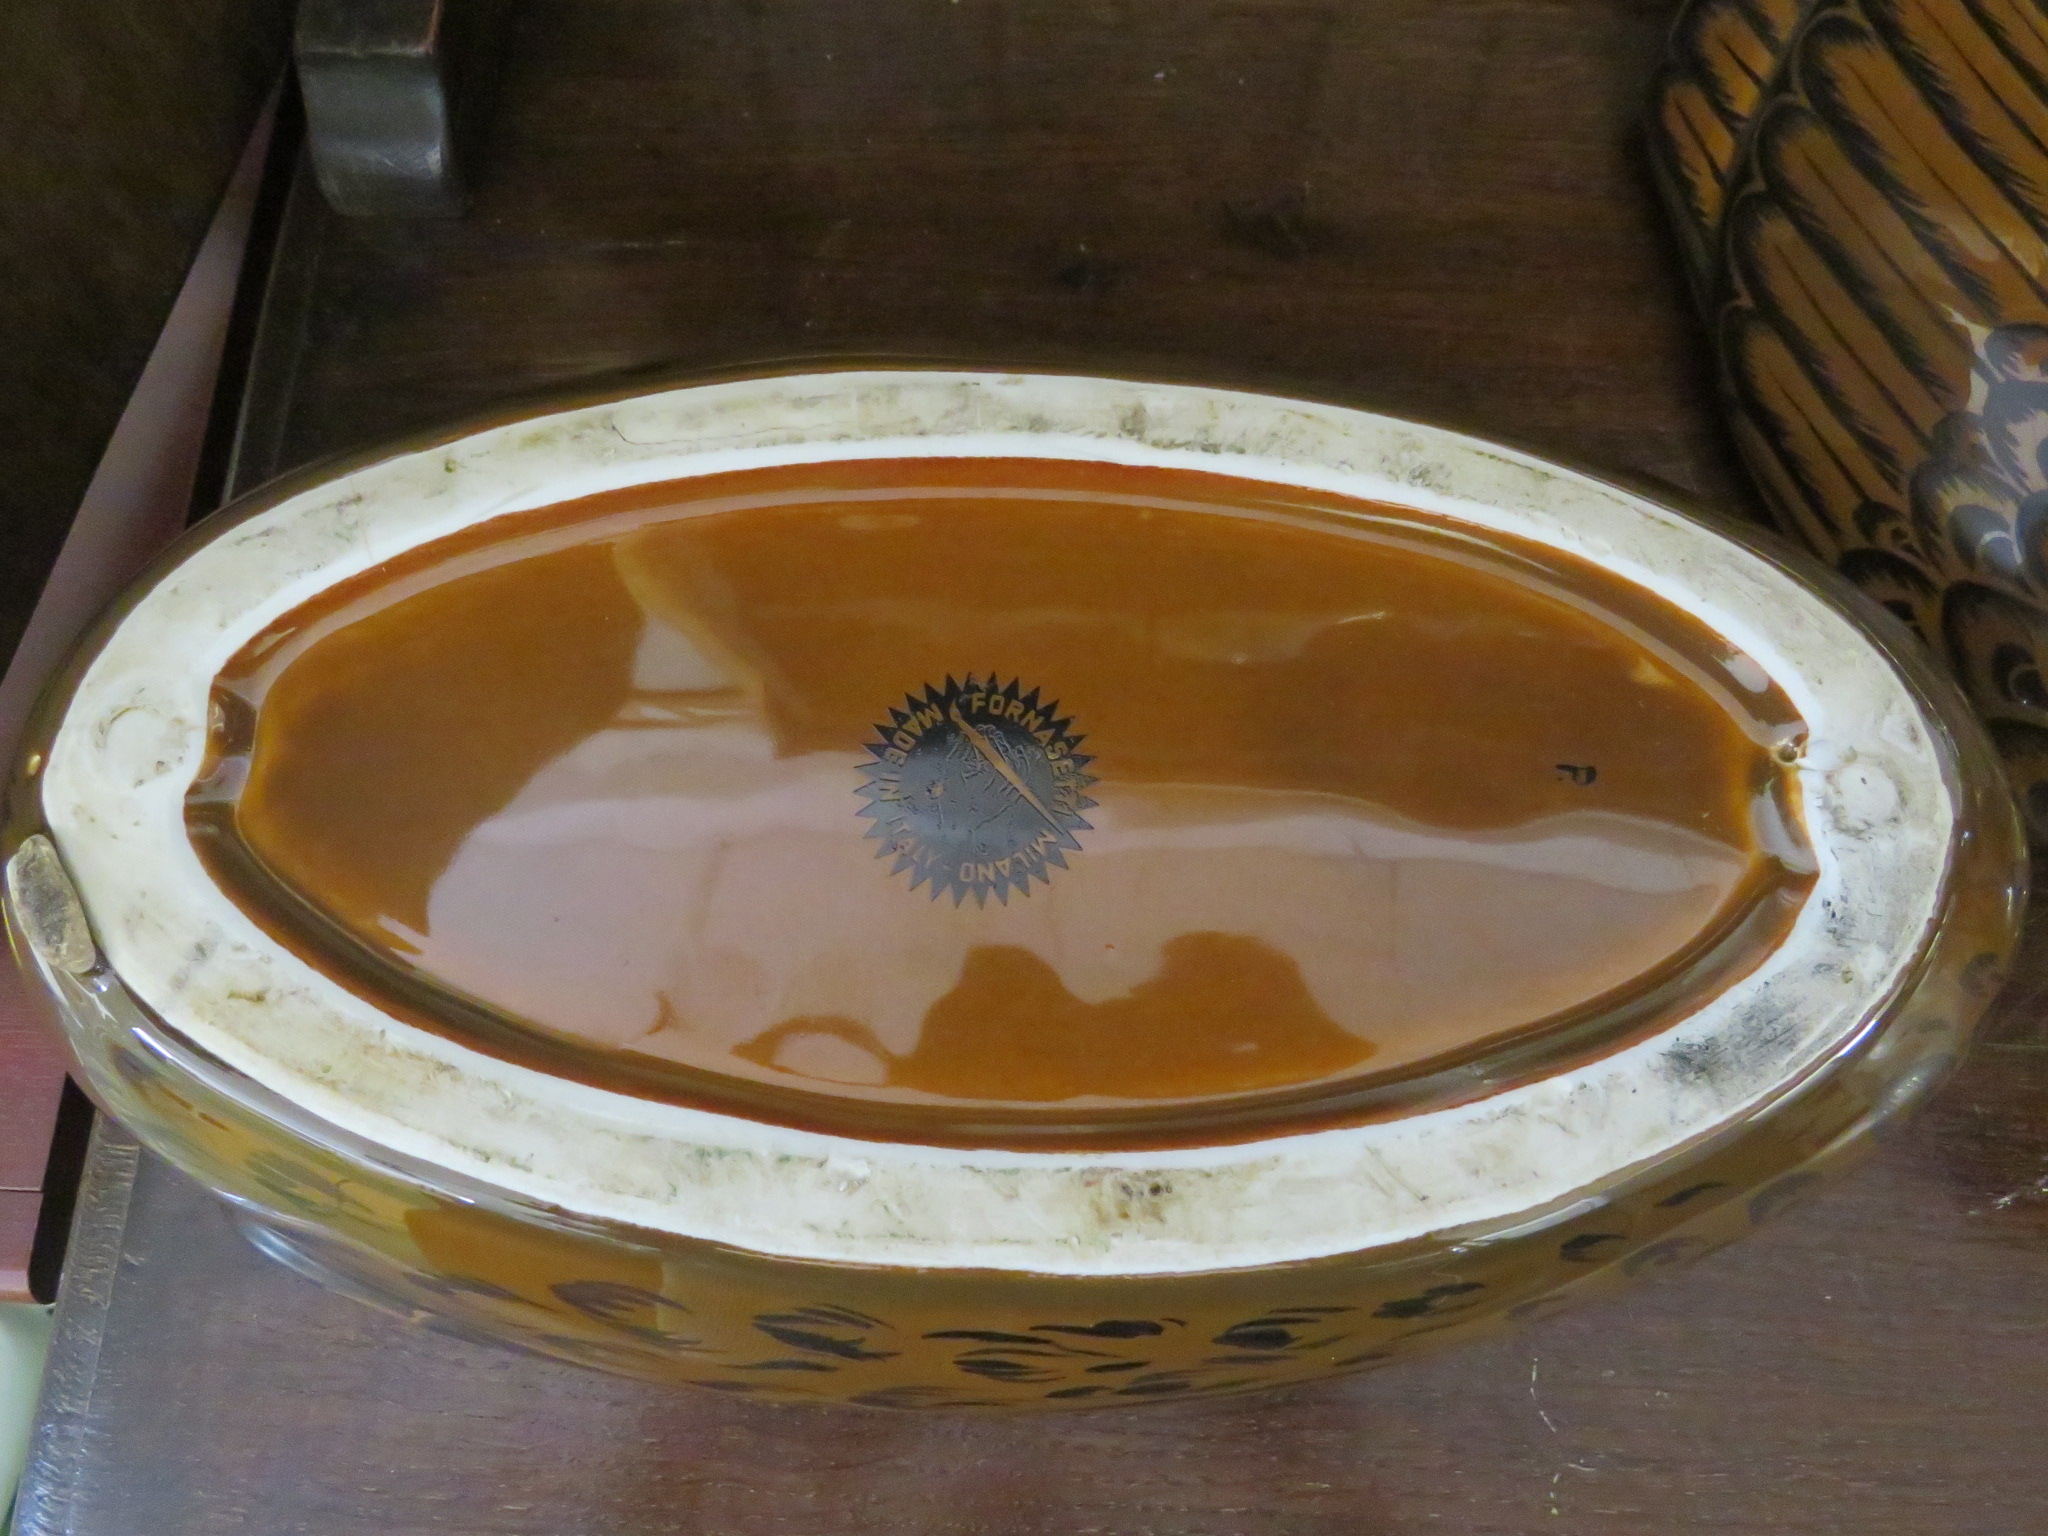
(2, 367), (2026, 1409)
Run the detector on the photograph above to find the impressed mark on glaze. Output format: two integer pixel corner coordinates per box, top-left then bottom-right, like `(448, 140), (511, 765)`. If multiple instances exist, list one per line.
(856, 676), (1097, 906)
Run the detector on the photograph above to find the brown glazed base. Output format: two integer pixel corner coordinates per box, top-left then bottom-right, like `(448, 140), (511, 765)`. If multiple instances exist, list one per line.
(13, 757), (2016, 1411)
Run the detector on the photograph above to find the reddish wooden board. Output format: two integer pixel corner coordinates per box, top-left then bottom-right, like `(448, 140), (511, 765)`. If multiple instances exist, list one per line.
(0, 980), (68, 1301)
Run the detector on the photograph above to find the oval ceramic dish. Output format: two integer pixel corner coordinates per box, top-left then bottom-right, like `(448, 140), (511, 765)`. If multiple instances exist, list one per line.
(2, 367), (2026, 1411)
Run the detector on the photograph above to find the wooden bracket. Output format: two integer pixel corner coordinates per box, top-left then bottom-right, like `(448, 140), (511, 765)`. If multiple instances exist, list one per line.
(295, 0), (501, 218)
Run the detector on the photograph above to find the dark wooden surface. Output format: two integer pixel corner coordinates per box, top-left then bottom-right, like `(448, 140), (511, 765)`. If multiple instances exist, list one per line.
(0, 0), (288, 665)
(15, 0), (2048, 1530)
(228, 0), (1749, 503)
(0, 0), (291, 1304)
(0, 1008), (66, 1302)
(16, 969), (2048, 1536)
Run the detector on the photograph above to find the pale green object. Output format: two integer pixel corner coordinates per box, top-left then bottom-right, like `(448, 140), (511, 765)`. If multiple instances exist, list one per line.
(0, 1302), (52, 1523)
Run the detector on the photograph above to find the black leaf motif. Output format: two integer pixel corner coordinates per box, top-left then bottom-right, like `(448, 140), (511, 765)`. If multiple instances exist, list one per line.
(753, 1313), (898, 1361)
(1558, 1232), (1627, 1263)
(550, 1280), (675, 1324)
(1031, 1319), (1165, 1339)
(952, 1355), (1061, 1383)
(923, 1329), (1049, 1346)
(1655, 1180), (1729, 1208)
(1372, 1281), (1485, 1320)
(1211, 1306), (1358, 1350)
(1115, 1373), (1199, 1396)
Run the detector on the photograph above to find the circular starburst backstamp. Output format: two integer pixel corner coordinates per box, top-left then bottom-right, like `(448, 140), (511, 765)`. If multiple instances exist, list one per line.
(855, 676), (1098, 905)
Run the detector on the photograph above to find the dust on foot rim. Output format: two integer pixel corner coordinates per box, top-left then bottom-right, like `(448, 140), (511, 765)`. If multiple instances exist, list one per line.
(855, 674), (1098, 907)
(12, 367), (2013, 1278)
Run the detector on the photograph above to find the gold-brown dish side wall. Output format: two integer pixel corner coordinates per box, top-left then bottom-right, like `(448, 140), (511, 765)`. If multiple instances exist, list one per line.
(4, 743), (2016, 1410)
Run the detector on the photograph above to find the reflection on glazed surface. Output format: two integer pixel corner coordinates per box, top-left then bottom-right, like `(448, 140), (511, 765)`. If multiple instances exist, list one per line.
(193, 459), (1812, 1114)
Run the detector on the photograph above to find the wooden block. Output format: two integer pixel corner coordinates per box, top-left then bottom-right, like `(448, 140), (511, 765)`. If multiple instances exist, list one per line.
(0, 973), (69, 1304)
(296, 0), (503, 218)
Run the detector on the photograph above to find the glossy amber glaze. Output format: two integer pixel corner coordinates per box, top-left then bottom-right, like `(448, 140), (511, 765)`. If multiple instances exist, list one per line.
(190, 458), (1812, 1141)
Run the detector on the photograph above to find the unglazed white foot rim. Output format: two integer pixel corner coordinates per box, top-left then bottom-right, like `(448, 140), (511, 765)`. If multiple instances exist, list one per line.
(39, 370), (1954, 1275)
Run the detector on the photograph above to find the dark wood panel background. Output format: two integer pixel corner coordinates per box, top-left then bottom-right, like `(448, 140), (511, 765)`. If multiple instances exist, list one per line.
(22, 981), (2048, 1536)
(233, 0), (1748, 505)
(16, 0), (2046, 1531)
(0, 0), (288, 663)
(0, 1009), (64, 1299)
(0, 0), (292, 1302)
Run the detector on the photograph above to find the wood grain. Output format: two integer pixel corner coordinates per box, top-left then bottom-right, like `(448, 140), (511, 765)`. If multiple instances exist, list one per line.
(0, 1194), (41, 1303)
(18, 0), (2047, 1528)
(0, 984), (70, 1302)
(231, 0), (1749, 511)
(21, 1009), (2048, 1536)
(0, 0), (288, 667)
(0, 0), (291, 1305)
